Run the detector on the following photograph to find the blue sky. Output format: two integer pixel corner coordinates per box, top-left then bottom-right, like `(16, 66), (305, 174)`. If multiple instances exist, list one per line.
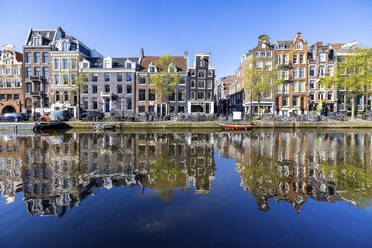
(1, 0), (372, 78)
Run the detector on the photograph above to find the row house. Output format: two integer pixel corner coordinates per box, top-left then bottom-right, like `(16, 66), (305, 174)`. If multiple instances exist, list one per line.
(187, 53), (215, 114)
(23, 28), (63, 115)
(49, 34), (101, 117)
(136, 49), (188, 115)
(308, 42), (343, 114)
(275, 32), (308, 116)
(0, 44), (23, 114)
(243, 35), (276, 115)
(216, 75), (236, 115)
(81, 56), (138, 117)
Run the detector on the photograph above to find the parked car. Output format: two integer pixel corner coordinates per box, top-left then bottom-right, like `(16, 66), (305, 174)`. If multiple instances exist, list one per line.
(52, 110), (72, 121)
(80, 111), (104, 121)
(41, 113), (52, 122)
(0, 113), (27, 122)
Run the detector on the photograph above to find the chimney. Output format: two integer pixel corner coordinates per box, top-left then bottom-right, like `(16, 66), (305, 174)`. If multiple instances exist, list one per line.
(316, 42), (323, 46)
(140, 48), (144, 58)
(184, 51), (188, 59)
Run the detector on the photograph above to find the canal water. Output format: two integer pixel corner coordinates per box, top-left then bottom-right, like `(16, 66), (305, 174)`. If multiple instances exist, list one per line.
(0, 130), (371, 247)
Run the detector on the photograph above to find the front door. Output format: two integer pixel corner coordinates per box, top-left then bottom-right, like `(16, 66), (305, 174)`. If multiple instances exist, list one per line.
(105, 98), (110, 113)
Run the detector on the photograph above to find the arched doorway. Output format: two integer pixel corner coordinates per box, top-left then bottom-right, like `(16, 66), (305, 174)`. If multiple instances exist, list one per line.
(2, 106), (16, 114)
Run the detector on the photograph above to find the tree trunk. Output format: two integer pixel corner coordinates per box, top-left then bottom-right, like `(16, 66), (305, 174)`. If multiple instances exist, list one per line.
(77, 86), (81, 120)
(351, 96), (355, 120)
(258, 98), (261, 118)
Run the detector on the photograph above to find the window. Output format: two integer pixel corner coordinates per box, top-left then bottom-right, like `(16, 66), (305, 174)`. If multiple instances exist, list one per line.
(319, 66), (325, 77)
(207, 80), (212, 89)
(149, 89), (155, 101)
(319, 81), (324, 90)
(319, 53), (326, 62)
(138, 106), (145, 113)
(191, 80), (195, 88)
(208, 70), (213, 77)
(64, 91), (69, 102)
(282, 96), (288, 107)
(54, 59), (59, 70)
(71, 58), (77, 69)
(6, 79), (12, 88)
(26, 83), (31, 92)
(6, 69), (11, 75)
(199, 59), (206, 67)
(293, 82), (298, 92)
(92, 74), (98, 82)
(178, 91), (183, 101)
(198, 91), (205, 100)
(256, 61), (263, 70)
(264, 61), (272, 71)
(300, 67), (305, 78)
(284, 69), (289, 80)
(0, 94), (3, 100)
(276, 54), (282, 64)
(328, 92), (333, 101)
(293, 68), (298, 78)
(296, 42), (303, 50)
(255, 51), (260, 57)
(293, 54), (298, 64)
(284, 83), (289, 93)
(318, 92), (325, 100)
(126, 63), (132, 69)
(93, 98), (98, 109)
(26, 53), (32, 63)
(62, 42), (68, 51)
(7, 94), (12, 100)
(43, 67), (49, 78)
(139, 77), (146, 84)
(309, 80), (315, 89)
(83, 63), (89, 68)
(197, 80), (205, 88)
(14, 94), (19, 100)
(43, 53), (49, 63)
(277, 84), (282, 93)
(149, 66), (155, 72)
(63, 58), (68, 70)
(300, 53), (304, 64)
(34, 67), (40, 77)
(104, 73), (110, 82)
(309, 66), (315, 76)
(34, 53), (40, 63)
(327, 66), (334, 76)
(127, 85), (132, 94)
(191, 91), (195, 100)
(0, 69), (2, 75)
(117, 85), (122, 94)
(104, 85), (110, 93)
(292, 96), (298, 107)
(26, 67), (32, 78)
(126, 73), (132, 82)
(310, 93), (315, 101)
(124, 98), (131, 110)
(139, 89), (146, 101)
(198, 70), (205, 78)
(300, 81), (305, 92)
(14, 79), (20, 88)
(190, 69), (195, 76)
(5, 59), (10, 65)
(55, 74), (60, 84)
(261, 51), (266, 58)
(92, 85), (97, 94)
(267, 51), (272, 58)
(283, 54), (289, 64)
(117, 73), (123, 82)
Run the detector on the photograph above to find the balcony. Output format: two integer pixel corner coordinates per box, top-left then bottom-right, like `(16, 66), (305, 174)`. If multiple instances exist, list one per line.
(29, 76), (43, 81)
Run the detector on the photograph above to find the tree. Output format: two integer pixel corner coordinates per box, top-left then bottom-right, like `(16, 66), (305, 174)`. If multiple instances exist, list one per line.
(322, 48), (372, 120)
(243, 55), (282, 117)
(150, 54), (181, 115)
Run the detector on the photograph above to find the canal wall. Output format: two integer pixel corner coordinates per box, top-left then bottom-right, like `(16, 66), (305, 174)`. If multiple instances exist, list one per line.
(2, 120), (372, 132)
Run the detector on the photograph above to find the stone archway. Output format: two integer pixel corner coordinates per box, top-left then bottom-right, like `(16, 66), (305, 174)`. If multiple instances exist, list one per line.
(2, 106), (16, 114)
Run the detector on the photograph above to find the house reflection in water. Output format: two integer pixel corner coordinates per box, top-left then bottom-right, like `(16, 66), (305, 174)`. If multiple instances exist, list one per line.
(214, 131), (372, 213)
(0, 132), (216, 217)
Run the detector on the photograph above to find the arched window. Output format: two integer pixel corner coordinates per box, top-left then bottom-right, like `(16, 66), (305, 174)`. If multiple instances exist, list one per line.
(55, 91), (60, 101)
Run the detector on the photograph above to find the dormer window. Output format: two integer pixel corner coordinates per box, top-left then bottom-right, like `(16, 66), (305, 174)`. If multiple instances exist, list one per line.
(126, 63), (132, 69)
(70, 44), (76, 51)
(199, 58), (206, 67)
(62, 42), (68, 51)
(168, 63), (176, 73)
(104, 59), (112, 69)
(34, 38), (42, 46)
(46, 32), (50, 38)
(83, 62), (89, 69)
(296, 42), (303, 50)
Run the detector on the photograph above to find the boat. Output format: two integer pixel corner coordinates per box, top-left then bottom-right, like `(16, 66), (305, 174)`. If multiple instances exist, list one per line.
(219, 122), (255, 130)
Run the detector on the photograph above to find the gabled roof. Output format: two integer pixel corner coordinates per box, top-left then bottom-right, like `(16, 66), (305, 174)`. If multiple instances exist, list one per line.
(139, 56), (187, 72)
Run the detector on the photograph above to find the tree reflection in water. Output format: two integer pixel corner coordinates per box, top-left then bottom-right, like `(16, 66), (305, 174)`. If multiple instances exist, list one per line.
(0, 130), (372, 217)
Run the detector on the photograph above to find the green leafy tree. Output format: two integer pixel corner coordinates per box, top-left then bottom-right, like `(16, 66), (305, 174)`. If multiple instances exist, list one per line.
(244, 55), (282, 117)
(322, 48), (372, 120)
(150, 54), (181, 115)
